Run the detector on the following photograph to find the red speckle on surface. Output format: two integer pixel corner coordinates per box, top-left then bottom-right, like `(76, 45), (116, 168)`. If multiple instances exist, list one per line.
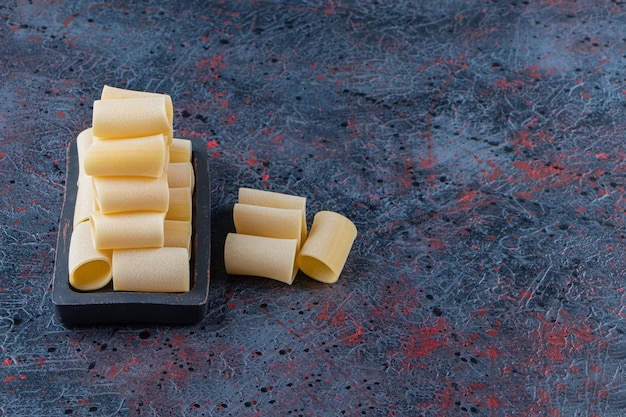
(62, 14), (76, 27)
(512, 160), (560, 181)
(514, 191), (534, 200)
(108, 365), (120, 378)
(486, 346), (500, 358)
(435, 383), (455, 410)
(487, 395), (501, 407)
(458, 189), (477, 203)
(429, 239), (445, 250)
(206, 139), (219, 148)
(222, 114), (236, 125)
(210, 55), (225, 72)
(403, 317), (449, 358)
(342, 314), (365, 345)
(197, 58), (210, 72)
(495, 78), (525, 89)
(245, 151), (258, 166)
(514, 128), (534, 148)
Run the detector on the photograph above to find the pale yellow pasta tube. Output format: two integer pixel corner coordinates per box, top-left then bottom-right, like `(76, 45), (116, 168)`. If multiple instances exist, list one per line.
(84, 134), (166, 178)
(90, 211), (165, 250)
(296, 211), (357, 284)
(68, 221), (113, 291)
(166, 187), (192, 221)
(73, 176), (95, 227)
(76, 128), (93, 183)
(100, 85), (173, 129)
(164, 220), (192, 258)
(92, 97), (173, 143)
(170, 138), (192, 163)
(167, 162), (195, 189)
(112, 247), (189, 292)
(233, 203), (303, 249)
(224, 233), (299, 285)
(238, 187), (307, 243)
(92, 173), (169, 214)
(101, 84), (172, 100)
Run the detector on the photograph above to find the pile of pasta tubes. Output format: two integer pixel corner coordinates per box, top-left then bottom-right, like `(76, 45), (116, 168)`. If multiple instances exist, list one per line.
(225, 188), (357, 285)
(68, 85), (194, 293)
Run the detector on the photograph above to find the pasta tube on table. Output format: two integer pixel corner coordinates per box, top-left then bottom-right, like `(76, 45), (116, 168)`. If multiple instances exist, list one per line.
(238, 187), (308, 244)
(224, 233), (299, 285)
(296, 211), (357, 284)
(233, 203), (304, 249)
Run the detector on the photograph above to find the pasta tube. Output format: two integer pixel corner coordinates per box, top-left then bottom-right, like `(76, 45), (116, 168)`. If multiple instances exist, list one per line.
(112, 247), (189, 292)
(92, 97), (173, 143)
(169, 138), (192, 163)
(90, 211), (165, 250)
(84, 134), (166, 178)
(238, 187), (307, 244)
(92, 173), (169, 214)
(164, 220), (192, 258)
(68, 221), (113, 291)
(73, 176), (95, 227)
(224, 233), (298, 285)
(166, 187), (192, 221)
(296, 211), (357, 284)
(76, 128), (93, 183)
(233, 203), (303, 249)
(167, 162), (195, 189)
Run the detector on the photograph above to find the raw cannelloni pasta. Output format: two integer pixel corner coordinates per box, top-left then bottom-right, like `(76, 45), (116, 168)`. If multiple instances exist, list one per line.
(68, 221), (113, 291)
(90, 211), (166, 250)
(164, 220), (192, 258)
(166, 187), (192, 221)
(238, 187), (307, 244)
(100, 85), (173, 130)
(92, 173), (169, 214)
(73, 176), (95, 227)
(112, 247), (189, 292)
(225, 187), (357, 285)
(84, 134), (167, 178)
(76, 128), (93, 183)
(296, 211), (357, 284)
(167, 162), (195, 189)
(67, 86), (194, 294)
(169, 138), (193, 163)
(92, 96), (173, 143)
(233, 203), (303, 249)
(224, 233), (299, 285)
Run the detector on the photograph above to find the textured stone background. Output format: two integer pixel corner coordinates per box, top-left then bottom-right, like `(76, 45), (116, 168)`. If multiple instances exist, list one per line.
(2, 0), (626, 416)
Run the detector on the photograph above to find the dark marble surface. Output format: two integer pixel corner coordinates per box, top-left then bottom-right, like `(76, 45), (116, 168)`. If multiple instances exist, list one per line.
(2, 0), (626, 416)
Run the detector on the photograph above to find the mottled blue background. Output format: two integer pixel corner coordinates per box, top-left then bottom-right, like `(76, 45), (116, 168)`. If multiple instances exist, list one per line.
(1, 1), (626, 416)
